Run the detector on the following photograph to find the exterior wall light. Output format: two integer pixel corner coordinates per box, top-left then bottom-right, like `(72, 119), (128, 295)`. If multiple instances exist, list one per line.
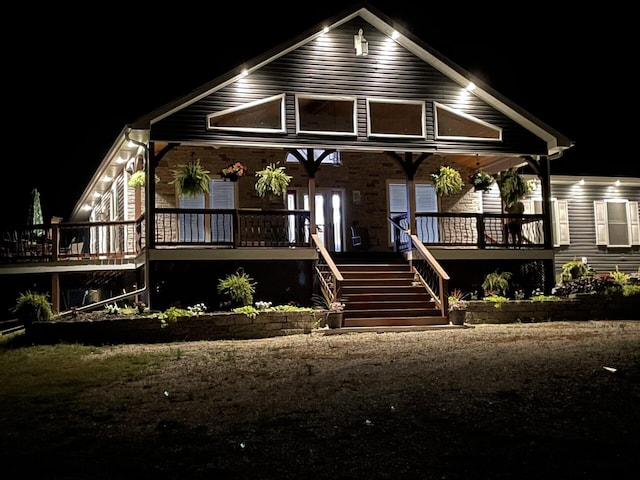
(354, 29), (368, 56)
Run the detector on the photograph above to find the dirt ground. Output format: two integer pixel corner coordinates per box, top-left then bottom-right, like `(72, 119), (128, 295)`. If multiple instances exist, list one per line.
(5, 320), (640, 479)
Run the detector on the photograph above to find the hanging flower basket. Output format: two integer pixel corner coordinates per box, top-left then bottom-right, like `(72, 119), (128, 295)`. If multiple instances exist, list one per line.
(221, 162), (248, 182)
(470, 171), (495, 192)
(431, 165), (464, 196)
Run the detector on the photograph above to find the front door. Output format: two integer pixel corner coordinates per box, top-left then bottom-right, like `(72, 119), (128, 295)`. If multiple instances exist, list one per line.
(300, 189), (345, 252)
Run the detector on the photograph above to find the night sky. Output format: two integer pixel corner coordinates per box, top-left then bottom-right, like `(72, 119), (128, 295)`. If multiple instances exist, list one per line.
(3, 2), (631, 225)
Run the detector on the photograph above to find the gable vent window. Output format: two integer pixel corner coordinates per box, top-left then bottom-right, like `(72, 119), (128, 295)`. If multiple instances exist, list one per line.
(434, 102), (502, 141)
(207, 94), (285, 133)
(367, 98), (425, 138)
(295, 94), (356, 136)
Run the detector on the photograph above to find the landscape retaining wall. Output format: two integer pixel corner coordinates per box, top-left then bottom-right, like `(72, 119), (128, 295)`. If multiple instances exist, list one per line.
(28, 311), (322, 345)
(25, 294), (640, 344)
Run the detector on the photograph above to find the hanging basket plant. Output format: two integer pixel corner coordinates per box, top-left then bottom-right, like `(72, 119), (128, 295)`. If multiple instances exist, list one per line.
(495, 167), (533, 206)
(128, 171), (160, 189)
(170, 158), (211, 197)
(431, 165), (465, 196)
(254, 162), (292, 198)
(220, 162), (248, 182)
(470, 171), (495, 192)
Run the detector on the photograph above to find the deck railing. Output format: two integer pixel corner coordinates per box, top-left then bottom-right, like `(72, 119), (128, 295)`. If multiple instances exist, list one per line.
(0, 209), (546, 264)
(0, 209), (311, 263)
(414, 212), (545, 248)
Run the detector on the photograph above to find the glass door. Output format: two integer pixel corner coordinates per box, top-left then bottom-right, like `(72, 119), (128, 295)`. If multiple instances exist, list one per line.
(301, 189), (344, 252)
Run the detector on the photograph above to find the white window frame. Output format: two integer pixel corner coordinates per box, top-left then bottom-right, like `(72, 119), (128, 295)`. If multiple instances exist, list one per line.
(366, 98), (425, 139)
(295, 93), (357, 136)
(594, 199), (640, 247)
(387, 181), (438, 244)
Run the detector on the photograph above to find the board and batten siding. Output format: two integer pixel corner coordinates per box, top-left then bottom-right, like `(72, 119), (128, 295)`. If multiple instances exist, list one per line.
(551, 180), (640, 278)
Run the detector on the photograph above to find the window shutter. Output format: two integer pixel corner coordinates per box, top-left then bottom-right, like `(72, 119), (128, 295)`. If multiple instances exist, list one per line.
(556, 200), (570, 245)
(630, 201), (640, 245)
(593, 200), (608, 245)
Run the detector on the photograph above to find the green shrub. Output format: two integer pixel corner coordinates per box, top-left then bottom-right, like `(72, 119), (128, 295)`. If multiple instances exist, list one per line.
(482, 271), (512, 297)
(11, 291), (53, 325)
(217, 268), (256, 307)
(483, 294), (508, 308)
(610, 266), (630, 285)
(560, 260), (590, 282)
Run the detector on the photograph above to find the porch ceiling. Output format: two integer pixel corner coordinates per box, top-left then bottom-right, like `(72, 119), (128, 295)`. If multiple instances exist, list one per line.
(442, 154), (526, 174)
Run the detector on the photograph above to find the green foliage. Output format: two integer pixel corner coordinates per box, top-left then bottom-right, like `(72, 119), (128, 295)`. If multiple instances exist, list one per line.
(232, 305), (259, 318)
(170, 158), (211, 197)
(470, 171), (495, 191)
(431, 165), (464, 196)
(623, 284), (640, 296)
(483, 294), (508, 308)
(254, 162), (292, 198)
(482, 271), (512, 297)
(128, 171), (160, 189)
(12, 291), (53, 325)
(217, 268), (257, 307)
(495, 168), (533, 207)
(160, 306), (191, 323)
(560, 260), (590, 282)
(531, 294), (560, 302)
(610, 266), (630, 285)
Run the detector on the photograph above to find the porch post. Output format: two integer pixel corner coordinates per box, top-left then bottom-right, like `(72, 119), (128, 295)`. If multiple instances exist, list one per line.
(539, 156), (556, 293)
(407, 177), (416, 235)
(308, 177), (317, 234)
(51, 272), (60, 314)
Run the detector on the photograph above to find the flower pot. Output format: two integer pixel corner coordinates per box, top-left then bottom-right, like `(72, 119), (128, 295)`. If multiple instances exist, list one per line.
(449, 310), (466, 326)
(326, 312), (343, 328)
(223, 173), (239, 182)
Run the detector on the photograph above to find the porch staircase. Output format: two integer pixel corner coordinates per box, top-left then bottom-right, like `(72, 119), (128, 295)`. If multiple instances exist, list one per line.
(335, 257), (449, 327)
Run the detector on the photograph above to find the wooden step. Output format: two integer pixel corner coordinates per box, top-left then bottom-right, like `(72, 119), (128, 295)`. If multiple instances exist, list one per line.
(343, 316), (448, 327)
(332, 258), (449, 327)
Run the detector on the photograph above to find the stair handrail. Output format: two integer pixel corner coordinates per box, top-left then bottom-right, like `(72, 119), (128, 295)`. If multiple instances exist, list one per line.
(409, 234), (450, 316)
(311, 233), (343, 304)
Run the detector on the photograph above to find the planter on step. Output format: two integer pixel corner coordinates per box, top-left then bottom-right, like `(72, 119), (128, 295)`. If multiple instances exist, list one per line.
(326, 312), (343, 328)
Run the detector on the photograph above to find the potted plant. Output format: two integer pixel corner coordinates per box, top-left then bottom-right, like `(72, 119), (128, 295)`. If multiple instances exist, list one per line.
(470, 171), (495, 192)
(431, 165), (464, 196)
(447, 288), (468, 325)
(128, 171), (160, 189)
(11, 290), (54, 327)
(482, 270), (512, 297)
(170, 158), (212, 197)
(254, 162), (292, 199)
(312, 294), (345, 328)
(495, 167), (533, 206)
(221, 162), (248, 182)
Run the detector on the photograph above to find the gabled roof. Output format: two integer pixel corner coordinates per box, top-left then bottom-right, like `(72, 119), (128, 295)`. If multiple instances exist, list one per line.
(131, 1), (573, 155)
(72, 2), (573, 220)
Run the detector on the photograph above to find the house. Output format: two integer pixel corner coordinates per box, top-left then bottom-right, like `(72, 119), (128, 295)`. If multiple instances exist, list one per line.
(1, 2), (596, 325)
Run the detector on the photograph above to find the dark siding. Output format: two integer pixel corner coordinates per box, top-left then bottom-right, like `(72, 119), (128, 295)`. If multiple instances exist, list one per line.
(151, 17), (546, 156)
(551, 182), (640, 278)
